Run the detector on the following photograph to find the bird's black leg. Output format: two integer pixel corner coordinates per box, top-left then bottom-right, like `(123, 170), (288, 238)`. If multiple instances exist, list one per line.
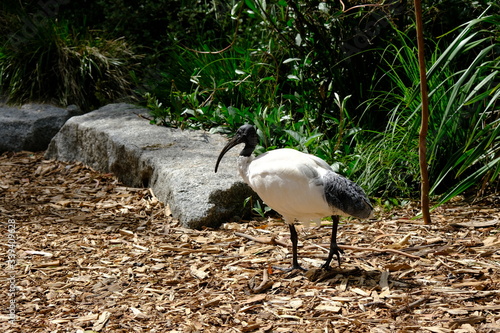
(274, 224), (306, 271)
(321, 215), (344, 270)
(288, 224), (306, 271)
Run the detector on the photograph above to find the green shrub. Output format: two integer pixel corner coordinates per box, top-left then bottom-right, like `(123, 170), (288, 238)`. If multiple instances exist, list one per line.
(358, 11), (499, 201)
(0, 17), (140, 111)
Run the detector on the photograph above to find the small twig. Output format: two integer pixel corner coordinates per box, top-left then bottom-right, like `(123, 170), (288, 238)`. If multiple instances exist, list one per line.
(339, 0), (387, 13)
(180, 42), (235, 55)
(365, 301), (392, 309)
(134, 112), (153, 121)
(392, 296), (429, 315)
(436, 258), (455, 269)
(234, 232), (289, 247)
(450, 316), (486, 329)
(251, 268), (273, 293)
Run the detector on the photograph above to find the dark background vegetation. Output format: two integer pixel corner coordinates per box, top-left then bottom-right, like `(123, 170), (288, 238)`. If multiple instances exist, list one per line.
(0, 0), (498, 208)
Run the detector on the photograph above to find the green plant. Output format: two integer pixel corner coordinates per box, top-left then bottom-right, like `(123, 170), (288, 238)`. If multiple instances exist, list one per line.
(373, 197), (411, 212)
(146, 0), (409, 135)
(140, 1), (498, 206)
(427, 14), (500, 204)
(0, 17), (140, 111)
(359, 10), (499, 202)
(252, 200), (273, 218)
(243, 196), (273, 218)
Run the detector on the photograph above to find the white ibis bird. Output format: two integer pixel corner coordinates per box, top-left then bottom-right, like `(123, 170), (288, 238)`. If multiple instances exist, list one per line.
(215, 125), (373, 271)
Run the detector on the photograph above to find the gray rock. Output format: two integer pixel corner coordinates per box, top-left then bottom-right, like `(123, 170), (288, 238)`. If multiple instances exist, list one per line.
(45, 103), (257, 229)
(0, 103), (81, 153)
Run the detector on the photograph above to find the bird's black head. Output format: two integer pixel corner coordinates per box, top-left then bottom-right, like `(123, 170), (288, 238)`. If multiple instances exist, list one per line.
(215, 124), (258, 173)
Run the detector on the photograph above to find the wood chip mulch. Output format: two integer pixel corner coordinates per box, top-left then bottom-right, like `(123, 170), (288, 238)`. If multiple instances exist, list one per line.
(1, 151), (499, 333)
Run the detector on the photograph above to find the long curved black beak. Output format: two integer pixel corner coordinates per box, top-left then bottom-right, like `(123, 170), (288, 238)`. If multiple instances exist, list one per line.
(215, 135), (242, 173)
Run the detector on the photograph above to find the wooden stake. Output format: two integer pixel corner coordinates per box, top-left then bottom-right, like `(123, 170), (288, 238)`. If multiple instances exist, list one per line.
(414, 0), (432, 225)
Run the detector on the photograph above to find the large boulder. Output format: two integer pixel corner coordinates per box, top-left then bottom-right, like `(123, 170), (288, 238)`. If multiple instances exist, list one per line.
(45, 103), (256, 229)
(0, 103), (81, 153)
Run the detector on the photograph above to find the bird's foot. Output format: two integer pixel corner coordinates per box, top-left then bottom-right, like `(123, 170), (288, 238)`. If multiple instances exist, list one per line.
(321, 245), (344, 270)
(320, 263), (332, 271)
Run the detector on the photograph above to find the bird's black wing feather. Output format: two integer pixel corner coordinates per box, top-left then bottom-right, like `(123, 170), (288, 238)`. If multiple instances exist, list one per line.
(323, 172), (373, 219)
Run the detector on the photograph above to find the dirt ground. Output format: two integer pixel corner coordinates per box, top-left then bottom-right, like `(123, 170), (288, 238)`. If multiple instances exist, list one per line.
(1, 151), (499, 333)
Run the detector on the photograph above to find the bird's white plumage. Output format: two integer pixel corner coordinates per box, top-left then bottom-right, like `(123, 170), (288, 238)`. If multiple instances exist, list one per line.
(238, 148), (345, 227)
(215, 125), (373, 269)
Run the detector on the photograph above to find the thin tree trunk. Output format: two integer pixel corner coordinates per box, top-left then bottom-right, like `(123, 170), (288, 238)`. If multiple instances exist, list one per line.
(414, 0), (431, 224)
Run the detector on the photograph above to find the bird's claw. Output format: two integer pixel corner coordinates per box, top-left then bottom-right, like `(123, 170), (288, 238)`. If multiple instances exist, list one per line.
(321, 245), (344, 270)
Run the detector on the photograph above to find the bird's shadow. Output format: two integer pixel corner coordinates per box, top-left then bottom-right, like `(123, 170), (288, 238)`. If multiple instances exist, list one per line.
(304, 267), (420, 290)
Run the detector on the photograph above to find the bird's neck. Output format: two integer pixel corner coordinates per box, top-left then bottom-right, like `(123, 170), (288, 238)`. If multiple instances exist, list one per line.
(238, 134), (258, 184)
(237, 155), (254, 184)
(240, 142), (256, 157)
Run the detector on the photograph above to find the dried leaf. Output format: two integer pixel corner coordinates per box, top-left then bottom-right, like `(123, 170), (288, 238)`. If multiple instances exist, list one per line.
(92, 311), (111, 331)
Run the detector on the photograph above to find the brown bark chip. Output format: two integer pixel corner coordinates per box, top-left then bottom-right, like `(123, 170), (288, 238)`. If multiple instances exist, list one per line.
(1, 152), (499, 332)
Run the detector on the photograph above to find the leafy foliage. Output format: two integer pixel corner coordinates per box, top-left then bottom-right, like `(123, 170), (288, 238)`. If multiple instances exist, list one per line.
(0, 0), (498, 206)
(145, 2), (499, 204)
(359, 12), (499, 200)
(0, 15), (140, 111)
